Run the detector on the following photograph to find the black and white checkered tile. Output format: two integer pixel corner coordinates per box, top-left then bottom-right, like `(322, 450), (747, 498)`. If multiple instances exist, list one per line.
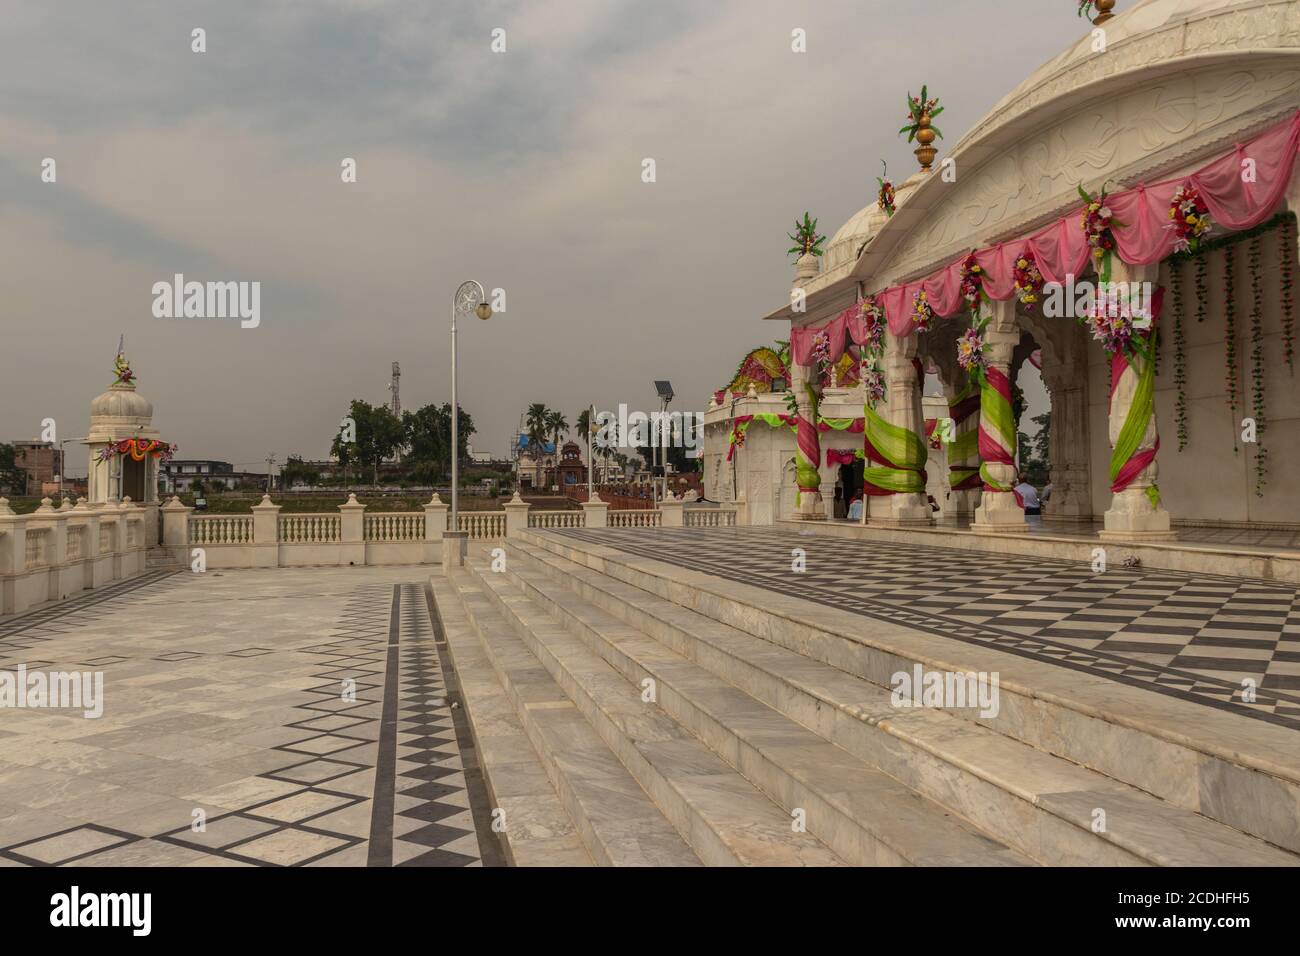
(552, 527), (1300, 731)
(0, 579), (496, 866)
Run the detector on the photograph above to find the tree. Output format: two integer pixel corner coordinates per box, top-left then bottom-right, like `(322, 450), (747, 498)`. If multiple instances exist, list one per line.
(0, 444), (24, 494)
(525, 404), (549, 448)
(545, 410), (569, 452)
(331, 399), (404, 486)
(402, 402), (475, 482)
(1030, 411), (1051, 473)
(281, 455), (321, 488)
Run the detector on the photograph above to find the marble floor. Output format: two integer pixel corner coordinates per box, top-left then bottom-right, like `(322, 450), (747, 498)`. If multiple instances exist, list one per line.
(822, 516), (1300, 555)
(553, 527), (1300, 731)
(0, 568), (503, 867)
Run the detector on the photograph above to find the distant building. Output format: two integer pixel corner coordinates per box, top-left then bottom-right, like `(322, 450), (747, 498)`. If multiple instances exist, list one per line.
(10, 441), (63, 496)
(160, 460), (268, 493)
(513, 434), (556, 490)
(553, 441), (588, 489)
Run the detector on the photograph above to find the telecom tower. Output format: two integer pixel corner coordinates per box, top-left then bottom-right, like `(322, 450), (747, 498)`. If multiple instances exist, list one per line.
(388, 362), (401, 417)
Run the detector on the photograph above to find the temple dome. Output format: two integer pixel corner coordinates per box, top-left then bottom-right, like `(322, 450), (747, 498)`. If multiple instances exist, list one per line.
(90, 382), (154, 423)
(955, 0), (1289, 152)
(823, 173), (924, 274)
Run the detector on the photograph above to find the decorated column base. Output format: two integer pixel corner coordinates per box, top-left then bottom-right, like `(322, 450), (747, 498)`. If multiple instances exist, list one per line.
(1099, 491), (1177, 541)
(973, 492), (1029, 534)
(872, 494), (932, 528)
(794, 491), (826, 520)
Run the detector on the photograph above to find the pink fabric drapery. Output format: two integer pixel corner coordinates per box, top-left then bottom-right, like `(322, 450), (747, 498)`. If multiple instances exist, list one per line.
(826, 449), (859, 467)
(786, 110), (1300, 342)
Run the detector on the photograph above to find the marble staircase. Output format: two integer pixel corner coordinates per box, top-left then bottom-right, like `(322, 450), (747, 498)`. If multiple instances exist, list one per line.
(432, 531), (1300, 865)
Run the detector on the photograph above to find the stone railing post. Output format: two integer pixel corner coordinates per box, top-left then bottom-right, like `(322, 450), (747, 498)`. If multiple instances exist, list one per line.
(339, 493), (366, 566)
(423, 493), (448, 563)
(252, 494), (281, 568)
(0, 499), (25, 615)
(442, 530), (469, 570)
(503, 492), (531, 538)
(161, 496), (193, 566)
(580, 497), (609, 528)
(660, 497), (684, 527)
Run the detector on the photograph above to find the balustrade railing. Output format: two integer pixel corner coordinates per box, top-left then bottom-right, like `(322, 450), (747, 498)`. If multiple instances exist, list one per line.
(528, 511), (585, 529)
(24, 529), (48, 570)
(365, 512), (425, 541)
(279, 514), (342, 543)
(685, 509), (738, 528)
(608, 509), (662, 528)
(458, 512), (506, 539)
(189, 515), (254, 545)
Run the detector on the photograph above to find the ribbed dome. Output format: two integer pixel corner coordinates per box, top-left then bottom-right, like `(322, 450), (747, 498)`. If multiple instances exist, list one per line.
(824, 174), (924, 273)
(90, 382), (154, 422)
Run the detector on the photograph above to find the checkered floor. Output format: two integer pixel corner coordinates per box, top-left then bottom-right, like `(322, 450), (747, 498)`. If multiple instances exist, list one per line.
(552, 527), (1300, 731)
(0, 572), (501, 866)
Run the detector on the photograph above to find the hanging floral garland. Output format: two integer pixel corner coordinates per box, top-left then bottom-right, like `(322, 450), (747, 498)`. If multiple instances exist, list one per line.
(859, 296), (886, 355)
(1168, 184), (1213, 254)
(1170, 258), (1189, 451)
(911, 289), (935, 332)
(1283, 214), (1296, 369)
(957, 320), (990, 380)
(1078, 183), (1120, 282)
(98, 439), (177, 463)
(958, 253), (988, 314)
(1249, 234), (1267, 495)
(1224, 243), (1239, 447)
(1013, 250), (1045, 308)
(1194, 250), (1208, 325)
(877, 161), (896, 217)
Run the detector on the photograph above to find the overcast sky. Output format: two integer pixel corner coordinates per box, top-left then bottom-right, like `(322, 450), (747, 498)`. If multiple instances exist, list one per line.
(0, 0), (1081, 473)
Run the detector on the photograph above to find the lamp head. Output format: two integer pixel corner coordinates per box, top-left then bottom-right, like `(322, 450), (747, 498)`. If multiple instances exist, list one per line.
(475, 303), (493, 321)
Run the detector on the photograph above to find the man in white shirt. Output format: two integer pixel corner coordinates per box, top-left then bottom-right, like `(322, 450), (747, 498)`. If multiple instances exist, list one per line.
(1015, 474), (1041, 516)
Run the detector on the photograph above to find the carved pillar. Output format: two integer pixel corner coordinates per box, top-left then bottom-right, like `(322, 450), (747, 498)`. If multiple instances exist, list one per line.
(1099, 260), (1175, 540)
(790, 252), (825, 520)
(1021, 312), (1093, 522)
(867, 329), (931, 526)
(926, 326), (980, 522)
(973, 298), (1027, 533)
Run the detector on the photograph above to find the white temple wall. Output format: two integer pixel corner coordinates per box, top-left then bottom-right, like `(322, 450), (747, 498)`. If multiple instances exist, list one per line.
(1087, 249), (1300, 525)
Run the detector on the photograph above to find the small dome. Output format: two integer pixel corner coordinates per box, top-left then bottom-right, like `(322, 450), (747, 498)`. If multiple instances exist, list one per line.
(90, 382), (154, 422)
(824, 173), (924, 273)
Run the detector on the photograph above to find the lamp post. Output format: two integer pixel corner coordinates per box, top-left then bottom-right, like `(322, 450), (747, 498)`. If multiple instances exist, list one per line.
(450, 281), (493, 530)
(653, 380), (674, 503)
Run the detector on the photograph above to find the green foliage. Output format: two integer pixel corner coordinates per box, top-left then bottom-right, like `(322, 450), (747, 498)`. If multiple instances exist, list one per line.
(330, 399), (406, 485)
(281, 455), (322, 488)
(0, 443), (25, 494)
(402, 402), (475, 481)
(900, 85), (943, 141)
(787, 212), (825, 260)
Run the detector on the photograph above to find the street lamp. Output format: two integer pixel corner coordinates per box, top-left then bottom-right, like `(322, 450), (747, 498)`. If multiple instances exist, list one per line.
(451, 280), (493, 530)
(653, 380), (673, 503)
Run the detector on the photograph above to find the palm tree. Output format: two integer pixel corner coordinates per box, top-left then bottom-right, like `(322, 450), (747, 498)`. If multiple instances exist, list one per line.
(525, 403), (549, 447)
(545, 410), (569, 451)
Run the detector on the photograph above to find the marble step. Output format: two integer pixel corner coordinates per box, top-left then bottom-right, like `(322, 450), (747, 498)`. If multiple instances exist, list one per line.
(508, 540), (1300, 867)
(476, 550), (1032, 866)
(447, 570), (700, 867)
(429, 575), (593, 866)
(464, 554), (844, 867)
(520, 529), (1300, 856)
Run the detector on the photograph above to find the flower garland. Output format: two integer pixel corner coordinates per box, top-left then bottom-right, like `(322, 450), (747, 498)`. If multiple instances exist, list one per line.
(1013, 250), (1045, 308)
(1194, 252), (1208, 324)
(810, 329), (832, 376)
(861, 357), (886, 408)
(911, 289), (935, 332)
(1170, 258), (1188, 451)
(1078, 183), (1120, 281)
(113, 351), (135, 386)
(859, 296), (886, 354)
(1224, 243), (1239, 440)
(98, 439), (176, 463)
(1249, 234), (1267, 495)
(1168, 184), (1212, 254)
(1082, 289), (1152, 361)
(958, 253), (988, 314)
(956, 319), (990, 381)
(877, 161), (896, 217)
(1283, 214), (1296, 369)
